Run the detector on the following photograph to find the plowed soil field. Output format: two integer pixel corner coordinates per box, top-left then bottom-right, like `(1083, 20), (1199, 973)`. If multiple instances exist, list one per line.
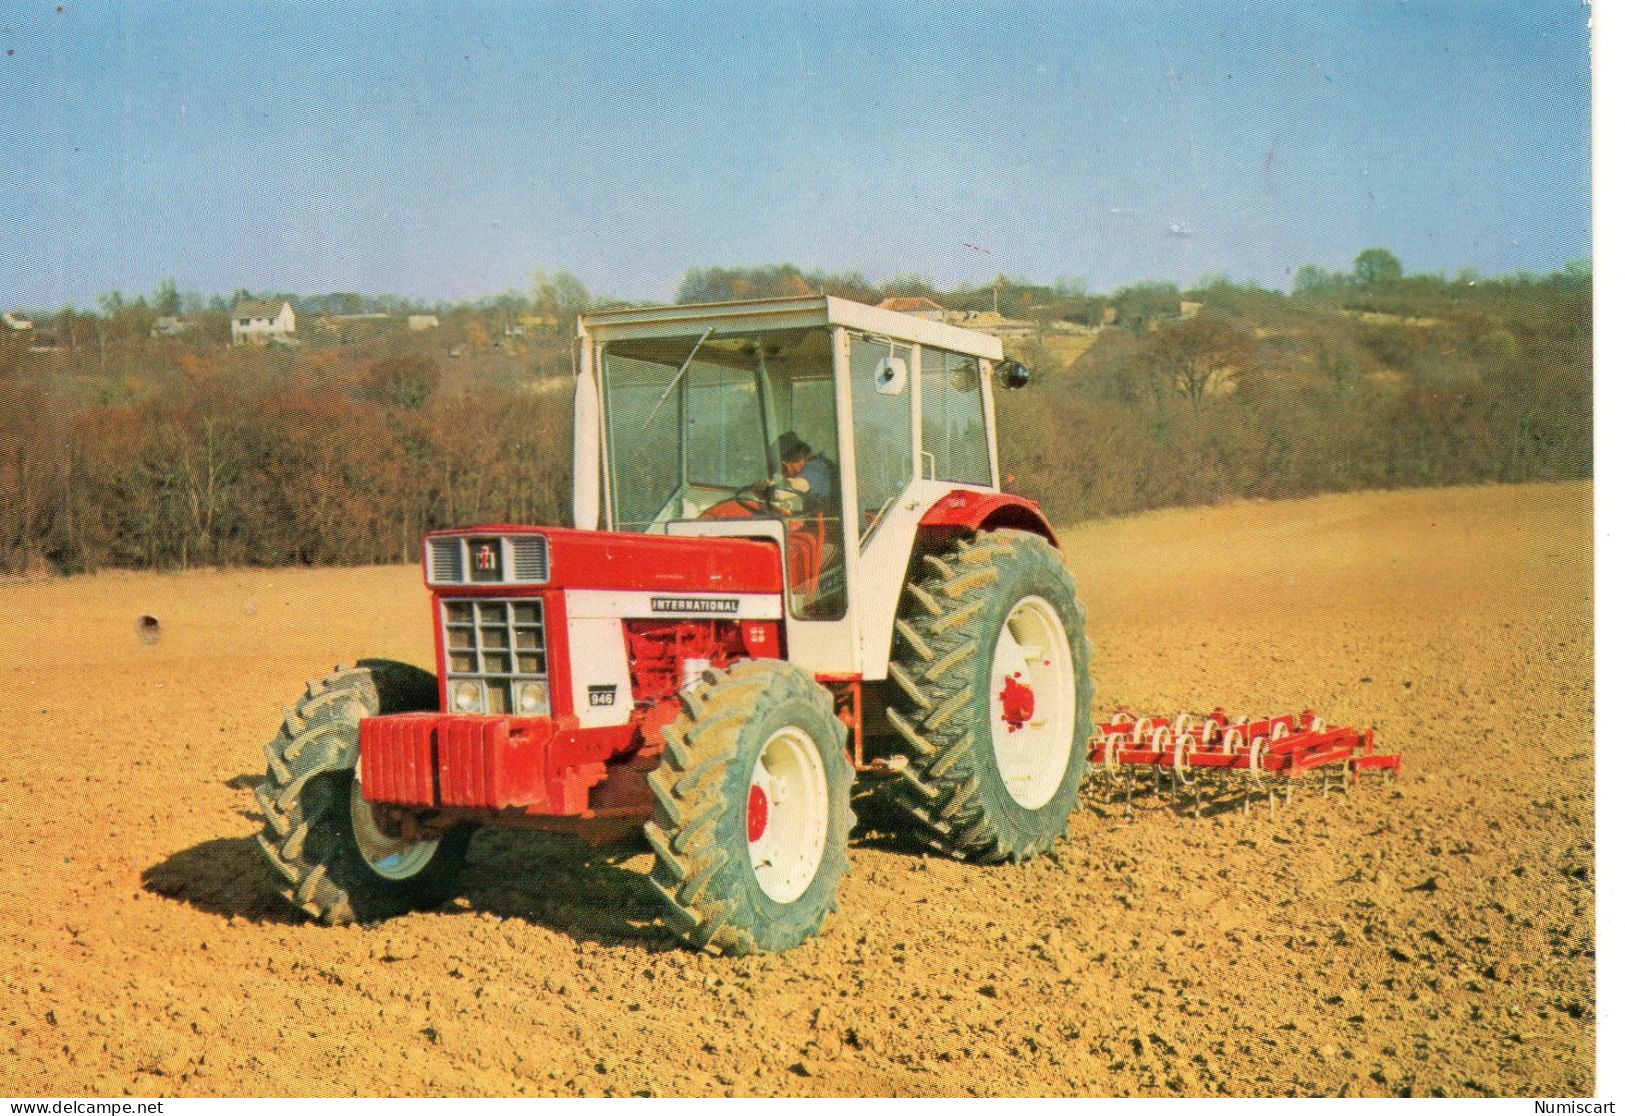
(0, 482), (1593, 1097)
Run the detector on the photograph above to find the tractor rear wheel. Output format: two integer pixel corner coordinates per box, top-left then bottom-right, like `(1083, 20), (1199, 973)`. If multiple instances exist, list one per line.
(881, 529), (1094, 862)
(644, 659), (856, 955)
(254, 660), (472, 924)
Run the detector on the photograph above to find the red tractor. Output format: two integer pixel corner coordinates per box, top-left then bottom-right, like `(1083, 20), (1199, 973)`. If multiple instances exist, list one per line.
(255, 296), (1094, 954)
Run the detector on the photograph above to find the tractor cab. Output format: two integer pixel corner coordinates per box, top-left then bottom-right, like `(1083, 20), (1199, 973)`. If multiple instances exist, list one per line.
(574, 295), (1028, 678)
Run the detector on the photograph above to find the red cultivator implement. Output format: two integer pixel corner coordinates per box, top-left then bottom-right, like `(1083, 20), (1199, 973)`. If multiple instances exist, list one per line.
(1086, 709), (1401, 817)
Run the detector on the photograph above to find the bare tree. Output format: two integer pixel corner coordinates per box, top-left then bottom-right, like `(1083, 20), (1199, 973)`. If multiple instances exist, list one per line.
(1144, 316), (1255, 415)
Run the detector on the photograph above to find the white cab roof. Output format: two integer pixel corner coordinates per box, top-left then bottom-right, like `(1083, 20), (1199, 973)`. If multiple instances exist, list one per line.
(578, 295), (1004, 362)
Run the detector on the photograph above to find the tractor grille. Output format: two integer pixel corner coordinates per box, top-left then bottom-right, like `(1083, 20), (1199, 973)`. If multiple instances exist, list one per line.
(441, 597), (549, 715)
(426, 535), (549, 586)
(428, 538), (464, 583)
(511, 536), (548, 581)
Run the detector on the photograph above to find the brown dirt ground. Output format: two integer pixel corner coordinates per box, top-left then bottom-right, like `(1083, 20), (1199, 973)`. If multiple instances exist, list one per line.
(0, 482), (1593, 1097)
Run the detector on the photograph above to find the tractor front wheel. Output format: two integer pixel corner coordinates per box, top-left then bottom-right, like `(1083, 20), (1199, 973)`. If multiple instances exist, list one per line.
(644, 659), (856, 954)
(254, 660), (472, 923)
(881, 529), (1094, 862)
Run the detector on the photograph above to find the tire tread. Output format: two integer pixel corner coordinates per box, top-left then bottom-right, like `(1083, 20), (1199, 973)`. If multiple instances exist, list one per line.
(876, 529), (1094, 863)
(253, 660), (469, 925)
(643, 660), (855, 955)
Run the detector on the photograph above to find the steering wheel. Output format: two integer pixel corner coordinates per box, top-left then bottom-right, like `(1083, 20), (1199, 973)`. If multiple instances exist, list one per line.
(699, 483), (773, 521)
(731, 483), (771, 512)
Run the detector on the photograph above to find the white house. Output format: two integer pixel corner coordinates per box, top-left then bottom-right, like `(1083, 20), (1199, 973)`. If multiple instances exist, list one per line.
(408, 314), (440, 331)
(231, 299), (297, 346)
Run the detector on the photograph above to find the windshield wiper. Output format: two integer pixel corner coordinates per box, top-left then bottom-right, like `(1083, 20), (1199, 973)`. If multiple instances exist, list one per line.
(638, 327), (713, 434)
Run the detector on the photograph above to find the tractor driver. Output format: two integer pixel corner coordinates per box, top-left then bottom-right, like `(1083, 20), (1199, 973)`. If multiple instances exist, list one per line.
(771, 431), (837, 519)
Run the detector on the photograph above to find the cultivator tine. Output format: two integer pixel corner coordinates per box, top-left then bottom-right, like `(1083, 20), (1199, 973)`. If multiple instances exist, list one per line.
(1086, 707), (1400, 819)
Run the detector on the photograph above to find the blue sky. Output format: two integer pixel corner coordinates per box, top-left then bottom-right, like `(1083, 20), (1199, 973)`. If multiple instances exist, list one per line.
(0, 1), (1591, 310)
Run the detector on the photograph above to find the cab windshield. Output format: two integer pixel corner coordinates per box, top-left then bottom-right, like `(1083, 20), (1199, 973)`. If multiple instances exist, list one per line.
(600, 327), (846, 618)
(601, 327), (837, 531)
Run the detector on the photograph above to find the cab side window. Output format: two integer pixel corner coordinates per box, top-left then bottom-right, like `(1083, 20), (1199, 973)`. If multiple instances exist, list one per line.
(847, 335), (915, 541)
(920, 346), (992, 486)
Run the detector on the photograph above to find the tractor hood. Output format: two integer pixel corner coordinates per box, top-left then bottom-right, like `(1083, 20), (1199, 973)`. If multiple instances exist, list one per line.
(421, 525), (784, 596)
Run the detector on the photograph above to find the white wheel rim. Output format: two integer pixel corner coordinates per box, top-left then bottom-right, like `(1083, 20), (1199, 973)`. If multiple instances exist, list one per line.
(748, 726), (829, 904)
(1102, 732), (1124, 782)
(350, 779), (440, 880)
(1248, 738), (1266, 783)
(989, 595), (1077, 810)
(1172, 732), (1197, 786)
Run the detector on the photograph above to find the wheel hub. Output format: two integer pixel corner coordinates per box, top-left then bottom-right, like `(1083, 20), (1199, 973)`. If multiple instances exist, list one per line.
(747, 783), (769, 842)
(1000, 673), (1037, 729)
(350, 778), (441, 880)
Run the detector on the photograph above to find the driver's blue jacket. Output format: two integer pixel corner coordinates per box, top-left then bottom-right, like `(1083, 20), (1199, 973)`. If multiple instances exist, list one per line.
(800, 453), (837, 517)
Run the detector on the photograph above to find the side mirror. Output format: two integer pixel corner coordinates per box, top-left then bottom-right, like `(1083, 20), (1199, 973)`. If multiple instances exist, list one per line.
(995, 360), (1031, 389)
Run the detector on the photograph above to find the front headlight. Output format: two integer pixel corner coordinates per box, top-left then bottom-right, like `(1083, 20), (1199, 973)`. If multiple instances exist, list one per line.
(517, 681), (548, 715)
(452, 680), (483, 712)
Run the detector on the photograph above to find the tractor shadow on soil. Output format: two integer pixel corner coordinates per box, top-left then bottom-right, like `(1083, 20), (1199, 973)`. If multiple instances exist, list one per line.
(141, 835), (307, 925)
(455, 828), (681, 951)
(847, 791), (967, 857)
(139, 771), (307, 922)
(140, 826), (685, 951)
(460, 826), (948, 949)
(141, 776), (943, 948)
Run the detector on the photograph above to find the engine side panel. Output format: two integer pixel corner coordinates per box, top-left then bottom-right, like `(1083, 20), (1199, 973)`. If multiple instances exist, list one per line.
(563, 588), (784, 727)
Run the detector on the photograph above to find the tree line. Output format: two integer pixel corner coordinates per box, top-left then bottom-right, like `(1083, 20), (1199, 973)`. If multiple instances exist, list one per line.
(997, 263), (1590, 521)
(0, 251), (1591, 575)
(0, 354), (571, 574)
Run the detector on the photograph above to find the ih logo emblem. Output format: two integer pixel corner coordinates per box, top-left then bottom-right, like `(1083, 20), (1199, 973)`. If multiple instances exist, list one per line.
(475, 543), (497, 571)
